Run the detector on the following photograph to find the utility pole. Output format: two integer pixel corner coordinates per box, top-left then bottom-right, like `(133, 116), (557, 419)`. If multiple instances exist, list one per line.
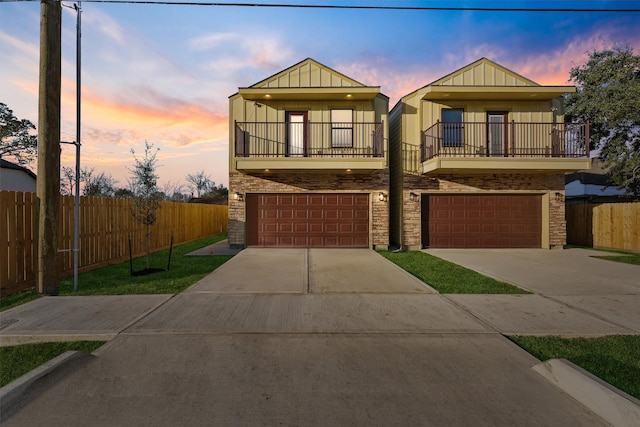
(37, 0), (62, 295)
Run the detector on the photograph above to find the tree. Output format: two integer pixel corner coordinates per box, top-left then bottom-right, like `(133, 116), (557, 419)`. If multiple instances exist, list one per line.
(203, 183), (229, 199)
(162, 181), (189, 202)
(0, 102), (37, 166)
(84, 172), (118, 197)
(186, 170), (214, 197)
(114, 187), (134, 199)
(564, 45), (640, 195)
(60, 166), (93, 196)
(128, 141), (161, 271)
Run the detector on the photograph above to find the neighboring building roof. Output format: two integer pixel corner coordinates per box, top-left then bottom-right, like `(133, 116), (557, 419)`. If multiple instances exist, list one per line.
(565, 172), (612, 187)
(564, 171), (632, 201)
(0, 158), (37, 180)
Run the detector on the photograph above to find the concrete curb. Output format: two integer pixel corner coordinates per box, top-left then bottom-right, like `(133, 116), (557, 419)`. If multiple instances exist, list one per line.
(533, 358), (640, 427)
(0, 351), (90, 421)
(0, 334), (116, 347)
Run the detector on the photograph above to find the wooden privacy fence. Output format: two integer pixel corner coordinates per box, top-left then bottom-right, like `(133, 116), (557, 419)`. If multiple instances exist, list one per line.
(566, 202), (640, 252)
(1, 191), (228, 296)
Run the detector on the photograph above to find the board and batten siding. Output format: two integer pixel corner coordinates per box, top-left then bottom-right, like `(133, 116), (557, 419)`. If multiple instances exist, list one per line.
(437, 61), (535, 86)
(388, 102), (405, 248)
(259, 61), (359, 89)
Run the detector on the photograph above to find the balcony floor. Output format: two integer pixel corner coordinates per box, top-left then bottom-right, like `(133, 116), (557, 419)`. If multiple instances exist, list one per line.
(235, 156), (387, 174)
(421, 157), (592, 175)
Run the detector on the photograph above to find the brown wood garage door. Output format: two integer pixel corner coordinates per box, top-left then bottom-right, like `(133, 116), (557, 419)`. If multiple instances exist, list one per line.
(246, 193), (369, 247)
(422, 194), (542, 248)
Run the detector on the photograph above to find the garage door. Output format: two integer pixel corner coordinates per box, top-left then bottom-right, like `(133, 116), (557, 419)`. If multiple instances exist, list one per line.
(422, 194), (542, 248)
(246, 193), (369, 247)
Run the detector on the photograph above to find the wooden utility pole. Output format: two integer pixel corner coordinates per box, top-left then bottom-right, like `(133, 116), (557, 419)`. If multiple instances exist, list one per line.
(36, 0), (61, 295)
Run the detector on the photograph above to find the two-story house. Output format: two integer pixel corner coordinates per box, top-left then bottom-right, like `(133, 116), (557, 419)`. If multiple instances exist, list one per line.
(389, 58), (591, 249)
(228, 58), (390, 249)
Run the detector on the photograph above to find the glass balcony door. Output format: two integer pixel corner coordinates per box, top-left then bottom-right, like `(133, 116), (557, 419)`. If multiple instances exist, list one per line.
(286, 112), (307, 157)
(487, 112), (508, 157)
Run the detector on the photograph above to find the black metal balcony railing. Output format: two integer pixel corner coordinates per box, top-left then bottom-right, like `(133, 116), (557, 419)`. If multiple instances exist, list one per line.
(235, 121), (384, 158)
(421, 121), (590, 162)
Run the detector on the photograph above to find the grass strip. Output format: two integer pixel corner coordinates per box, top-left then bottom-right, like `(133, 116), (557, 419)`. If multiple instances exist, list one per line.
(378, 250), (529, 294)
(58, 233), (231, 295)
(593, 254), (640, 266)
(566, 245), (640, 266)
(0, 341), (106, 387)
(1, 233), (231, 308)
(510, 335), (640, 400)
(0, 292), (41, 313)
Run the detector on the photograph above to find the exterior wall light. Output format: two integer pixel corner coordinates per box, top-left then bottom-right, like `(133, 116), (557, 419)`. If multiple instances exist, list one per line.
(233, 192), (244, 202)
(379, 192), (388, 202)
(410, 192), (420, 202)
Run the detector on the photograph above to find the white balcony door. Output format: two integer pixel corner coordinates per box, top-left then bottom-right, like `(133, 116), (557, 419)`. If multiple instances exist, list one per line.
(287, 112), (306, 157)
(487, 112), (508, 157)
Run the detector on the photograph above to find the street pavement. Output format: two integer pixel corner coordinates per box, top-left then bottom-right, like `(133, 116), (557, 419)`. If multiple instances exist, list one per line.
(0, 246), (638, 426)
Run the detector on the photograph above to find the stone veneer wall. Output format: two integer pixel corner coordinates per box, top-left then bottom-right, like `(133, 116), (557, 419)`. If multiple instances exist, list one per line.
(401, 173), (566, 249)
(229, 171), (389, 248)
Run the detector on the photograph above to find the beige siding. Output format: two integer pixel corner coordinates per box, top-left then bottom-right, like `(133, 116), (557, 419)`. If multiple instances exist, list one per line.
(253, 59), (361, 89)
(438, 60), (536, 87)
(230, 95), (386, 166)
(417, 99), (560, 136)
(388, 102), (404, 247)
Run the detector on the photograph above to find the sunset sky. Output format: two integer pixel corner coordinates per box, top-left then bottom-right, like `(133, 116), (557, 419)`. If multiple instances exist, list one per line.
(1, 0), (639, 190)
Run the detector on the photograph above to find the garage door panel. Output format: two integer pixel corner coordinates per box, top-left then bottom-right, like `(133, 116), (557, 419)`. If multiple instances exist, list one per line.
(263, 209), (278, 219)
(424, 194), (541, 248)
(324, 209), (338, 219)
(248, 193), (369, 248)
(279, 209), (293, 219)
(309, 209), (324, 219)
(263, 223), (278, 233)
(355, 195), (369, 206)
(354, 223), (369, 233)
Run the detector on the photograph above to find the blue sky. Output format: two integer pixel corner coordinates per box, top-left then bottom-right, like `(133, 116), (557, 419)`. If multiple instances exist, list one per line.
(1, 0), (639, 189)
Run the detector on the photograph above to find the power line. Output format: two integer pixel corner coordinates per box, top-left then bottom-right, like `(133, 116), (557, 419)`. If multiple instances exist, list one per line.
(4, 0), (640, 13)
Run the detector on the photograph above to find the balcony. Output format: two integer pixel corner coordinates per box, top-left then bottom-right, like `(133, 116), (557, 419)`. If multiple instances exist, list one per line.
(417, 121), (591, 174)
(234, 121), (385, 173)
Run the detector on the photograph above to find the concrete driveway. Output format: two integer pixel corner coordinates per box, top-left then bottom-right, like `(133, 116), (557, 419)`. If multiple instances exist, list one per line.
(1, 248), (633, 426)
(426, 248), (640, 335)
(186, 248), (435, 294)
(425, 248), (640, 295)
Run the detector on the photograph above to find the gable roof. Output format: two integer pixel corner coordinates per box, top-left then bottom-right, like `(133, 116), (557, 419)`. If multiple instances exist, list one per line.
(249, 57), (367, 89)
(396, 57), (574, 103)
(431, 57), (539, 87)
(0, 158), (37, 180)
(233, 58), (385, 101)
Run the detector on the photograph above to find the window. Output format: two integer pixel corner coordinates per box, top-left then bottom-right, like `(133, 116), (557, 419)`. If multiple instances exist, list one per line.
(331, 109), (353, 148)
(441, 108), (464, 147)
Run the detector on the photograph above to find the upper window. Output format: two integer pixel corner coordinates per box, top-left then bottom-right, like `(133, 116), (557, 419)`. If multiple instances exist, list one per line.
(331, 109), (353, 148)
(441, 108), (464, 148)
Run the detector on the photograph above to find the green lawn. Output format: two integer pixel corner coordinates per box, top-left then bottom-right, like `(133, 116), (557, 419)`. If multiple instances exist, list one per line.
(57, 233), (231, 295)
(1, 233), (231, 310)
(593, 252), (640, 266)
(0, 341), (106, 387)
(378, 250), (528, 294)
(510, 335), (640, 399)
(567, 245), (640, 266)
(0, 291), (40, 312)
